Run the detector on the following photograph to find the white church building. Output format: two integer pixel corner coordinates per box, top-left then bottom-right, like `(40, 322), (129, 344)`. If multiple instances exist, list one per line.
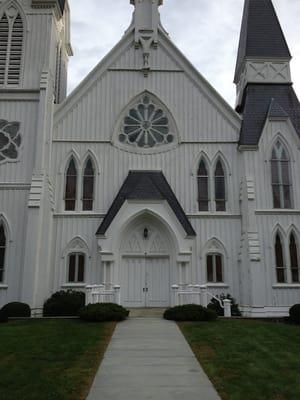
(0, 0), (300, 316)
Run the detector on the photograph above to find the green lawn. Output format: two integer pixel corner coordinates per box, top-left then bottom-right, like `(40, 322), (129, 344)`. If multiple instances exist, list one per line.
(179, 319), (300, 400)
(0, 319), (115, 400)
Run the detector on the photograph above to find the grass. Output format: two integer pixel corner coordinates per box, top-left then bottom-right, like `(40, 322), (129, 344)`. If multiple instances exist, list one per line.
(0, 319), (115, 400)
(179, 319), (300, 400)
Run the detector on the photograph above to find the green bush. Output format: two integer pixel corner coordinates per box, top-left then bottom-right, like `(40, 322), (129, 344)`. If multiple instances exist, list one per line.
(289, 304), (300, 324)
(208, 293), (241, 317)
(43, 290), (85, 317)
(79, 303), (129, 322)
(1, 302), (31, 318)
(163, 304), (217, 322)
(0, 309), (8, 323)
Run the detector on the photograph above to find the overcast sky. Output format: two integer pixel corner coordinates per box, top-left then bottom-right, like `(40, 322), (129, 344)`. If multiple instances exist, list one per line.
(67, 0), (300, 108)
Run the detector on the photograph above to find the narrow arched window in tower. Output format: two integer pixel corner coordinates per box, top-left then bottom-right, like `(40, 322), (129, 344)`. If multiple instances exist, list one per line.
(271, 141), (292, 209)
(0, 14), (9, 85)
(290, 233), (299, 283)
(275, 234), (286, 283)
(65, 159), (77, 211)
(207, 254), (223, 283)
(82, 158), (95, 211)
(0, 10), (23, 86)
(214, 160), (226, 211)
(197, 160), (209, 211)
(0, 224), (6, 283)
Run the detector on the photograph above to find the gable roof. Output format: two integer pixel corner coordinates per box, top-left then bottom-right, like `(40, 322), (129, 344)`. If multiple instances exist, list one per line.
(239, 84), (300, 146)
(234, 0), (291, 83)
(55, 27), (241, 131)
(96, 171), (196, 237)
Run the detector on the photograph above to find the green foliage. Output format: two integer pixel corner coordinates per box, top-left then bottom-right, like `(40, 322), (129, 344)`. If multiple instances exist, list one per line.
(289, 304), (300, 324)
(208, 293), (241, 316)
(163, 304), (217, 321)
(43, 290), (85, 317)
(180, 319), (300, 400)
(1, 302), (31, 318)
(79, 303), (129, 322)
(0, 319), (115, 400)
(0, 309), (8, 323)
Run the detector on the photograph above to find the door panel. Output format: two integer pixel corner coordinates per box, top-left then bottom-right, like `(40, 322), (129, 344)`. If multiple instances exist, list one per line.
(122, 257), (145, 308)
(146, 257), (170, 308)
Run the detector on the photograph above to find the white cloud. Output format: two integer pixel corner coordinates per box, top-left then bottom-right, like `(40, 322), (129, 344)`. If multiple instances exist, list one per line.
(67, 0), (300, 108)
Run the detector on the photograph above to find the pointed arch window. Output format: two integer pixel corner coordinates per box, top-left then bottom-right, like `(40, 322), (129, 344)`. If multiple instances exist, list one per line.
(0, 10), (23, 86)
(271, 141), (292, 209)
(82, 158), (95, 211)
(214, 160), (226, 212)
(207, 254), (223, 283)
(0, 224), (6, 282)
(197, 160), (209, 211)
(68, 253), (85, 283)
(275, 234), (286, 283)
(65, 158), (77, 211)
(289, 233), (300, 283)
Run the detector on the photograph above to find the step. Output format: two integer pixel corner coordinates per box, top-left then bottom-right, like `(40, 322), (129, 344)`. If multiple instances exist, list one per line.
(128, 308), (166, 318)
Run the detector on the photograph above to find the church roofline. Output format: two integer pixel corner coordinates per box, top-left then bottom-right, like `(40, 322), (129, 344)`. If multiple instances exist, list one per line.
(234, 0), (291, 84)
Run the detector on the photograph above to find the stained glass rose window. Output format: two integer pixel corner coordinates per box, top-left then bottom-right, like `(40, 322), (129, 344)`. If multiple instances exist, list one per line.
(0, 120), (22, 164)
(118, 94), (175, 149)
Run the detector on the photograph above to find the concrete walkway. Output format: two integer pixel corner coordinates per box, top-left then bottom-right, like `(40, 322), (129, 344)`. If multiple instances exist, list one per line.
(87, 318), (221, 400)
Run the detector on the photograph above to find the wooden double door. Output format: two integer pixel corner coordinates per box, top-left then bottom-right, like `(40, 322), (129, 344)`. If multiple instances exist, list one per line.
(121, 256), (170, 308)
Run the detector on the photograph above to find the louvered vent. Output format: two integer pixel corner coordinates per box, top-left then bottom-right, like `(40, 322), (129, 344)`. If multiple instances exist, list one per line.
(7, 14), (23, 85)
(0, 14), (9, 85)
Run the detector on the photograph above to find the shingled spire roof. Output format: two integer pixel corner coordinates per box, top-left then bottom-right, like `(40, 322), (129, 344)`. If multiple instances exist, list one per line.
(58, 0), (65, 13)
(234, 0), (291, 83)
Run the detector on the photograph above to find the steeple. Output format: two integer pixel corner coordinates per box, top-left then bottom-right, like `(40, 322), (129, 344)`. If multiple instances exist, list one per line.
(129, 0), (164, 74)
(235, 0), (292, 108)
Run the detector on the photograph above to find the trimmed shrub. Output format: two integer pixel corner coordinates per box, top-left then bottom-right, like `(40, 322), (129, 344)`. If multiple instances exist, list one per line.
(163, 304), (217, 322)
(79, 303), (129, 322)
(0, 309), (8, 323)
(1, 302), (31, 318)
(289, 304), (300, 324)
(43, 290), (85, 317)
(208, 293), (242, 317)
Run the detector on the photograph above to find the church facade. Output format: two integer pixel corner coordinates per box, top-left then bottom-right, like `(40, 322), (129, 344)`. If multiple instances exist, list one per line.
(0, 0), (300, 316)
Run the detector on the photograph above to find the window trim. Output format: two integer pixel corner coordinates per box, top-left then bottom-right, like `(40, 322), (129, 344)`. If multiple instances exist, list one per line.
(214, 159), (227, 212)
(64, 157), (78, 212)
(81, 157), (95, 211)
(0, 8), (24, 87)
(197, 158), (210, 212)
(270, 140), (293, 209)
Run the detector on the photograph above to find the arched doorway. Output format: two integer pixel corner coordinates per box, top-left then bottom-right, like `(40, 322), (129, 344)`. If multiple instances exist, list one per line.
(119, 217), (173, 308)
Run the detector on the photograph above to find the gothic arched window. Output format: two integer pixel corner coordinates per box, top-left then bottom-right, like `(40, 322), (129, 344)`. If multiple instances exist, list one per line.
(271, 141), (292, 209)
(0, 10), (23, 86)
(82, 158), (95, 211)
(214, 160), (226, 211)
(207, 254), (223, 283)
(289, 233), (300, 283)
(275, 234), (286, 283)
(68, 253), (85, 283)
(0, 224), (6, 282)
(65, 158), (77, 211)
(197, 160), (209, 211)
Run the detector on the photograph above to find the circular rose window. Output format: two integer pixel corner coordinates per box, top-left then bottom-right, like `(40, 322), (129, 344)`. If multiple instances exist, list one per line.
(118, 95), (175, 149)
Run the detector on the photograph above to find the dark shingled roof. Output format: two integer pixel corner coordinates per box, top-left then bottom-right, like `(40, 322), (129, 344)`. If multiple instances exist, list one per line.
(96, 171), (196, 237)
(239, 84), (300, 146)
(58, 0), (65, 13)
(234, 0), (291, 83)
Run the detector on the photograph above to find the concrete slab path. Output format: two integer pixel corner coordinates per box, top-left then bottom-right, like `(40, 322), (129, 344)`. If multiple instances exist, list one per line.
(87, 318), (221, 400)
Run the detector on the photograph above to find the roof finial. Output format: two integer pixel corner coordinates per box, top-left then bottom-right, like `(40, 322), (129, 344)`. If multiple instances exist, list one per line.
(130, 0), (163, 75)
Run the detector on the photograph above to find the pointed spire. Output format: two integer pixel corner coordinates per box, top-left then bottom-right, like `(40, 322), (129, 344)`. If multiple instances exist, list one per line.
(234, 0), (291, 84)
